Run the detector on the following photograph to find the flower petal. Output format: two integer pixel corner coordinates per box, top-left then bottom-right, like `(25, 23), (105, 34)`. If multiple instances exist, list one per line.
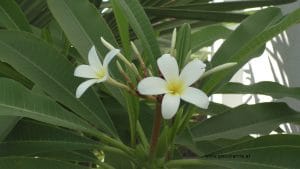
(157, 54), (179, 81)
(137, 77), (167, 95)
(76, 79), (98, 98)
(103, 49), (120, 67)
(162, 94), (180, 119)
(74, 65), (97, 78)
(181, 87), (209, 109)
(88, 46), (102, 70)
(180, 59), (206, 86)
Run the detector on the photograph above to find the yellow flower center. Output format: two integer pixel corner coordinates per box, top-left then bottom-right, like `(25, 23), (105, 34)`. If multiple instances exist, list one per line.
(96, 69), (106, 79)
(166, 80), (184, 95)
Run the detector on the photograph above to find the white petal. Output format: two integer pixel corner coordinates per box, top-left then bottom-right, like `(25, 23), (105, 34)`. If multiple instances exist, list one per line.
(157, 54), (179, 81)
(137, 77), (167, 95)
(181, 87), (209, 109)
(74, 65), (97, 78)
(76, 79), (98, 98)
(161, 94), (180, 119)
(180, 59), (206, 86)
(103, 49), (120, 67)
(88, 46), (103, 70)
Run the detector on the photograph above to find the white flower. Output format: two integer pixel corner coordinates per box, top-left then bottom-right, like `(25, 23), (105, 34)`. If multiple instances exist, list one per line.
(137, 54), (209, 119)
(74, 46), (120, 98)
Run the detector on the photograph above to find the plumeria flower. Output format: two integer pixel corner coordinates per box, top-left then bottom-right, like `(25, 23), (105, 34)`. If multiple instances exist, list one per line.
(74, 46), (120, 98)
(137, 54), (209, 119)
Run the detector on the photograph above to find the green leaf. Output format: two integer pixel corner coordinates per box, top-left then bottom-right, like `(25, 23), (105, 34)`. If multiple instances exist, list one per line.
(111, 0), (131, 58)
(47, 0), (117, 58)
(0, 157), (91, 169)
(34, 150), (99, 164)
(191, 24), (232, 52)
(47, 0), (124, 106)
(176, 128), (253, 156)
(0, 117), (20, 141)
(200, 102), (231, 116)
(171, 0), (297, 11)
(175, 23), (191, 69)
(217, 81), (300, 100)
(145, 8), (248, 22)
(201, 135), (300, 169)
(0, 30), (116, 136)
(111, 0), (161, 69)
(0, 0), (32, 32)
(201, 7), (282, 94)
(0, 119), (101, 156)
(191, 102), (300, 141)
(0, 61), (33, 88)
(0, 78), (100, 137)
(202, 7), (300, 95)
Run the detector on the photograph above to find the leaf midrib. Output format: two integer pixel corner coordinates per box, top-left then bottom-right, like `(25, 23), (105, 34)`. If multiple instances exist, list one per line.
(0, 102), (91, 134)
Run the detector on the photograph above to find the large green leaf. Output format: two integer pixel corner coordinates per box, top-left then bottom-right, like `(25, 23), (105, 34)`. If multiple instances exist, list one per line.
(47, 0), (116, 58)
(0, 0), (33, 141)
(0, 157), (91, 169)
(111, 0), (161, 69)
(171, 0), (296, 11)
(34, 150), (99, 164)
(191, 102), (300, 141)
(145, 8), (248, 22)
(167, 135), (300, 169)
(201, 7), (283, 94)
(0, 119), (101, 156)
(0, 30), (116, 136)
(191, 24), (232, 52)
(0, 117), (20, 142)
(0, 78), (101, 136)
(202, 7), (300, 95)
(175, 23), (191, 69)
(0, 0), (32, 32)
(217, 81), (300, 100)
(0, 61), (33, 88)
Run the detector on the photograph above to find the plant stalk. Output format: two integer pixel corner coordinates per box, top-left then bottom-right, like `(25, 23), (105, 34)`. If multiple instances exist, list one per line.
(149, 96), (162, 158)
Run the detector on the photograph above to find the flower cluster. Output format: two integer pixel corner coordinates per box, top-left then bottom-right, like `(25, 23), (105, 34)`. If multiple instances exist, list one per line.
(74, 37), (209, 119)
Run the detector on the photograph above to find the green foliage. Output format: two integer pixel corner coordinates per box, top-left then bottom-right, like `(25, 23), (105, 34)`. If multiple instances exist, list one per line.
(0, 0), (299, 168)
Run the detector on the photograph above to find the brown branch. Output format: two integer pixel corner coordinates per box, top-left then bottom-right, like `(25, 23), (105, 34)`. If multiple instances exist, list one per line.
(149, 96), (163, 158)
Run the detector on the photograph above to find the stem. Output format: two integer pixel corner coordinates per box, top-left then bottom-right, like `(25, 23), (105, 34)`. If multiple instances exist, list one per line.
(149, 96), (162, 158)
(137, 121), (149, 148)
(107, 77), (131, 91)
(94, 132), (134, 157)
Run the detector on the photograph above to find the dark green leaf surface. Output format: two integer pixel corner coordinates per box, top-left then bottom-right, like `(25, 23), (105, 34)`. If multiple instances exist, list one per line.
(0, 31), (116, 136)
(0, 117), (20, 142)
(0, 157), (91, 169)
(111, 0), (161, 69)
(191, 102), (300, 141)
(171, 0), (296, 11)
(175, 24), (191, 69)
(203, 135), (300, 169)
(0, 78), (100, 137)
(168, 135), (300, 169)
(47, 0), (117, 58)
(1, 119), (101, 156)
(0, 0), (32, 32)
(145, 8), (248, 22)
